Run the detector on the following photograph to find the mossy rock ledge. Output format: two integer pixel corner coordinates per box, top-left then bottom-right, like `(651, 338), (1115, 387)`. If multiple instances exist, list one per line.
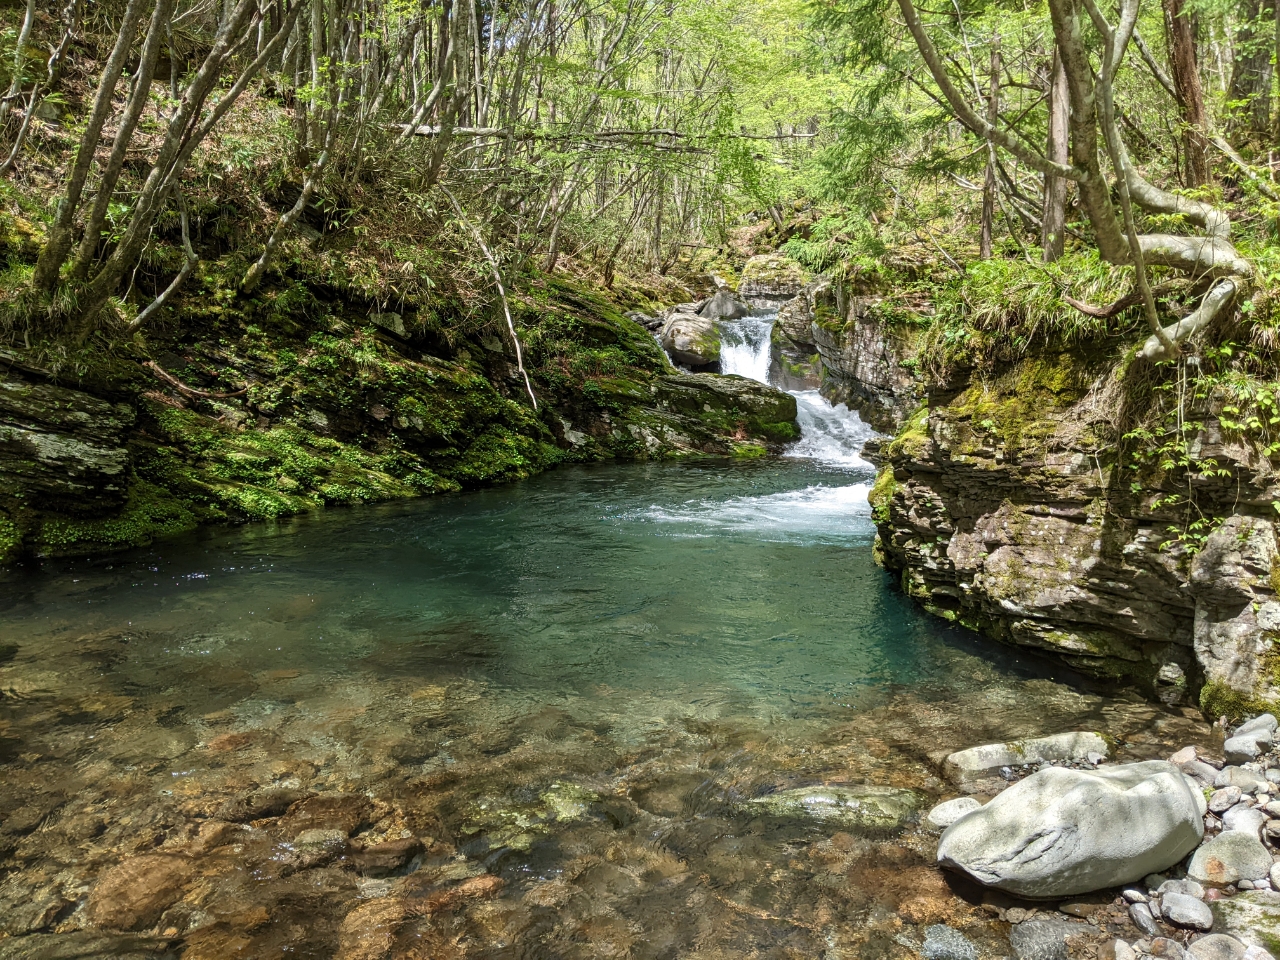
(870, 348), (1280, 714)
(0, 280), (798, 563)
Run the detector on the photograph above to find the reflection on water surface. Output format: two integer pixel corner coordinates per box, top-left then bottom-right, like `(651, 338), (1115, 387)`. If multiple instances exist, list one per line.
(0, 461), (1210, 959)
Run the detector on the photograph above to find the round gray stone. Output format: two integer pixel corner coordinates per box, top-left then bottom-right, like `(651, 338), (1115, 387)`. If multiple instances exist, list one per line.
(1189, 832), (1273, 885)
(1188, 935), (1248, 960)
(1162, 891), (1214, 930)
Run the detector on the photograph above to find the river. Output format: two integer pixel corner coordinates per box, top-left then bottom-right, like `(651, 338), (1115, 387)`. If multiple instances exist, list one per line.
(0, 313), (1203, 958)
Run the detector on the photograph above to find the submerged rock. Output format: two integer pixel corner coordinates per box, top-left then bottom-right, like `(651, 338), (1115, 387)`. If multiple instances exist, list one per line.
(941, 732), (1109, 783)
(921, 923), (977, 960)
(749, 784), (920, 831)
(1009, 917), (1100, 960)
(937, 761), (1204, 898)
(84, 855), (195, 931)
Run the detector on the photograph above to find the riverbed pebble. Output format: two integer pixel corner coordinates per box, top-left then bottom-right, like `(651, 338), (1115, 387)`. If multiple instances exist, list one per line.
(1212, 788), (1244, 813)
(1226, 736), (1268, 765)
(1217, 768), (1271, 793)
(1171, 746), (1199, 765)
(1159, 879), (1206, 899)
(1100, 941), (1137, 960)
(1129, 902), (1160, 937)
(1122, 887), (1148, 903)
(1008, 917), (1098, 960)
(1224, 805), (1268, 837)
(1161, 891), (1214, 930)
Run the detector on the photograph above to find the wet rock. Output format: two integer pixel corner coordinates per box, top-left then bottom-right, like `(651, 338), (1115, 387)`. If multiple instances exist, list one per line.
(926, 797), (982, 831)
(278, 793), (372, 838)
(1171, 747), (1199, 765)
(1130, 902), (1161, 937)
(349, 837), (424, 877)
(749, 784), (920, 831)
(1189, 935), (1248, 960)
(335, 897), (412, 960)
(941, 732), (1110, 783)
(938, 761), (1204, 898)
(698, 290), (748, 321)
(738, 254), (808, 302)
(659, 315), (720, 369)
(1211, 787), (1244, 813)
(1162, 891), (1214, 930)
(85, 855), (195, 931)
(1009, 917), (1099, 960)
(1209, 891), (1280, 951)
(215, 787), (314, 823)
(920, 923), (977, 960)
(189, 819), (245, 853)
(1188, 832), (1273, 886)
(0, 932), (180, 960)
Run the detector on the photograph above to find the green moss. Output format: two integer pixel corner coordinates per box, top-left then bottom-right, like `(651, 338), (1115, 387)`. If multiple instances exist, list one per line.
(731, 442), (767, 458)
(0, 513), (20, 564)
(948, 354), (1092, 456)
(1199, 679), (1277, 723)
(886, 405), (930, 460)
(869, 466), (898, 525)
(39, 480), (199, 553)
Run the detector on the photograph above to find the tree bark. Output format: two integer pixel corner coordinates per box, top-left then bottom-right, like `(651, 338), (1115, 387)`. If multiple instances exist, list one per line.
(980, 34), (1000, 259)
(1163, 0), (1210, 184)
(1228, 0), (1275, 140)
(1042, 49), (1069, 261)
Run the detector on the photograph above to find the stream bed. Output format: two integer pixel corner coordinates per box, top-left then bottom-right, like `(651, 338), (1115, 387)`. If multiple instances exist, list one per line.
(0, 316), (1215, 959)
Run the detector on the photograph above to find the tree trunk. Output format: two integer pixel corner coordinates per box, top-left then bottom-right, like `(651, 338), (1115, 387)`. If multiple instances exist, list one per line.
(1041, 49), (1069, 261)
(980, 34), (1000, 259)
(1163, 0), (1210, 184)
(1228, 0), (1275, 140)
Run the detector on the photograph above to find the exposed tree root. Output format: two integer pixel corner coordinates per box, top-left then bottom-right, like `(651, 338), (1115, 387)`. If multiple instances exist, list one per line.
(1136, 278), (1241, 361)
(143, 360), (248, 400)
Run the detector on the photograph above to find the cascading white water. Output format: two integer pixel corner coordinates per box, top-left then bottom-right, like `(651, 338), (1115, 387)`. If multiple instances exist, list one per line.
(718, 310), (876, 468)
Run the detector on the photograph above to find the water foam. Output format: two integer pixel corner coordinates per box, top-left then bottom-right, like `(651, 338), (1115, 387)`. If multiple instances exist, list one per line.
(717, 312), (876, 470)
(636, 482), (872, 542)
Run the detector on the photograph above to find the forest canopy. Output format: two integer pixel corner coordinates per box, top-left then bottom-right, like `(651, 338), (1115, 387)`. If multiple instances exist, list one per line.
(1, 0), (1280, 361)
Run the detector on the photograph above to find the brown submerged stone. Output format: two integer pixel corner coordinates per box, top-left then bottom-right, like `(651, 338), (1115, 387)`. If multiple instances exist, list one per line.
(278, 793), (373, 837)
(349, 836), (425, 876)
(214, 787), (314, 823)
(84, 854), (195, 931)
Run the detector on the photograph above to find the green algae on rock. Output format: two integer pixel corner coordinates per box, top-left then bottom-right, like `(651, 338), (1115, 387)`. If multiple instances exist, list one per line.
(748, 785), (922, 832)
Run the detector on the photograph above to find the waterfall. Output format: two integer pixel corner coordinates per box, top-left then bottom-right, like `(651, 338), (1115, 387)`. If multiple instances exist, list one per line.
(718, 311), (876, 469)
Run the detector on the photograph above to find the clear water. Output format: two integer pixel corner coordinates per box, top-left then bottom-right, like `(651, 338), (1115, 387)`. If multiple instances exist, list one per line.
(0, 316), (1209, 958)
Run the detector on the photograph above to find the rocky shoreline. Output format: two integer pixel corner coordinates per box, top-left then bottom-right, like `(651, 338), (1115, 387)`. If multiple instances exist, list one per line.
(917, 714), (1280, 959)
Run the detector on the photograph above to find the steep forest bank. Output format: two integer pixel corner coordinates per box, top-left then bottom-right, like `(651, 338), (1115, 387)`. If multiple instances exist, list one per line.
(0, 256), (800, 564)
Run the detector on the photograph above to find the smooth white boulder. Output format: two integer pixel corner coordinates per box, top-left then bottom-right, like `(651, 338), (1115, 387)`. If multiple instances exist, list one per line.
(941, 732), (1110, 782)
(937, 761), (1204, 898)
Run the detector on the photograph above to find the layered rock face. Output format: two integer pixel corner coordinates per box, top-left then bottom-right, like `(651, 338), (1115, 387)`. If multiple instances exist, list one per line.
(870, 350), (1280, 709)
